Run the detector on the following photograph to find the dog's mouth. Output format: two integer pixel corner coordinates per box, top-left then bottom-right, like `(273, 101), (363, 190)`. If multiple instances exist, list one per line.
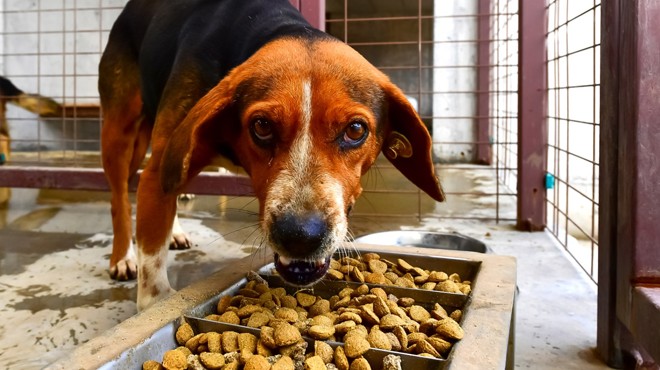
(274, 253), (331, 286)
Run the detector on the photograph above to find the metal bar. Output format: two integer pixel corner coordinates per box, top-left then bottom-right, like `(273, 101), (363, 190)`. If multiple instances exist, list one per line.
(545, 3), (602, 34)
(347, 39), (518, 47)
(620, 0), (660, 284)
(476, 0), (493, 165)
(324, 13), (519, 23)
(516, 0), (547, 231)
(562, 0), (570, 251)
(614, 0), (660, 354)
(416, 0), (422, 221)
(300, 0), (325, 31)
(546, 144), (599, 166)
(0, 167), (254, 196)
(598, 0), (660, 366)
(545, 44), (601, 62)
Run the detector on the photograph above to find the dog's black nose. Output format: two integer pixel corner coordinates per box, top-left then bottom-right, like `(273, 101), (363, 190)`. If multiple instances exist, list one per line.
(271, 212), (328, 257)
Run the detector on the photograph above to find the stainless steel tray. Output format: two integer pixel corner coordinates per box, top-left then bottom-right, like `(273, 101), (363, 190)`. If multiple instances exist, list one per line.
(49, 241), (517, 370)
(186, 316), (446, 369)
(354, 231), (491, 254)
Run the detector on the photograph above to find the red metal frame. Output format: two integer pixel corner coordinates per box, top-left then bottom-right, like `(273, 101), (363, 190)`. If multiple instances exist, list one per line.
(290, 0), (325, 31)
(597, 0), (621, 365)
(0, 167), (253, 196)
(516, 0), (547, 231)
(476, 0), (492, 165)
(598, 0), (660, 366)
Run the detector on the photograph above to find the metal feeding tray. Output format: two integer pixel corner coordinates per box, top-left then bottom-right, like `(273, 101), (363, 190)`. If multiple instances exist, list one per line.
(48, 237), (516, 370)
(354, 231), (491, 254)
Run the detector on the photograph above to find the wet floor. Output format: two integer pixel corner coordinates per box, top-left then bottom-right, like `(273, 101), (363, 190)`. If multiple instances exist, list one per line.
(0, 165), (610, 369)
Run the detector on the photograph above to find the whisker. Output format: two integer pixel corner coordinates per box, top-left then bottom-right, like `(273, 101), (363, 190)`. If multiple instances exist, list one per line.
(221, 223), (261, 238)
(249, 236), (272, 272)
(215, 195), (258, 209)
(241, 223), (263, 247)
(213, 207), (259, 217)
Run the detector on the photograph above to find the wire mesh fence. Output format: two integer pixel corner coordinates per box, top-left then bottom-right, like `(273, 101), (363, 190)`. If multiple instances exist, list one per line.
(0, 0), (123, 166)
(0, 0), (601, 275)
(546, 0), (600, 282)
(326, 0), (519, 222)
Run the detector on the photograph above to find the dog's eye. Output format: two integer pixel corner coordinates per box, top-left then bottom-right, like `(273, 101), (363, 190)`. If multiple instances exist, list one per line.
(251, 118), (274, 144)
(342, 120), (368, 148)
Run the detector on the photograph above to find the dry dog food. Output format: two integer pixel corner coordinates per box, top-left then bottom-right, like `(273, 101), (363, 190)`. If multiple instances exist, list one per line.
(325, 254), (472, 295)
(144, 254), (467, 369)
(143, 321), (404, 370)
(209, 274), (463, 358)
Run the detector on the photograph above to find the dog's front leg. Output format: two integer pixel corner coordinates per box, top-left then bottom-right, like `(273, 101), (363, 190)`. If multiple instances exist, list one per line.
(135, 167), (177, 311)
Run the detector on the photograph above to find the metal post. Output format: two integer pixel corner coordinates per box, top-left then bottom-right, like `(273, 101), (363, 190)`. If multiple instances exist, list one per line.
(300, 0), (326, 31)
(597, 0), (622, 366)
(476, 0), (492, 165)
(516, 0), (547, 231)
(599, 0), (660, 366)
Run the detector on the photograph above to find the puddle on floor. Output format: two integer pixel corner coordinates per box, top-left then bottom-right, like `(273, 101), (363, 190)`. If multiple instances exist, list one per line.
(8, 285), (134, 313)
(0, 230), (88, 274)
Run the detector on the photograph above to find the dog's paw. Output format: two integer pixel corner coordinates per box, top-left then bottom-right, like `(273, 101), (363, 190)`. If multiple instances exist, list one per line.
(169, 232), (192, 250)
(170, 215), (192, 250)
(109, 258), (138, 281)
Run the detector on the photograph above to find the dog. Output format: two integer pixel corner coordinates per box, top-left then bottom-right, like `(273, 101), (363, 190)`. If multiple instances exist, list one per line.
(0, 76), (61, 165)
(99, 0), (445, 310)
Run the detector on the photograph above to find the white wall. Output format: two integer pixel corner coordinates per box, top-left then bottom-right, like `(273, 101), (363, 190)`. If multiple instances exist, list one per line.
(1, 0), (125, 151)
(433, 0), (478, 162)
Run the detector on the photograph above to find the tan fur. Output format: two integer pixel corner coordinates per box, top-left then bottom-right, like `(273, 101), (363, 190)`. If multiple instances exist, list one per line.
(103, 35), (444, 310)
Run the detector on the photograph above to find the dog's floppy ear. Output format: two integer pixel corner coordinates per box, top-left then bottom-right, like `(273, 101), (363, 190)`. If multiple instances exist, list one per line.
(381, 82), (445, 202)
(159, 81), (237, 194)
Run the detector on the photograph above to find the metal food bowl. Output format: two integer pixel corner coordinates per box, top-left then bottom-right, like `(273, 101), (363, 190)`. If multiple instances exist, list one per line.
(50, 244), (516, 370)
(354, 231), (491, 254)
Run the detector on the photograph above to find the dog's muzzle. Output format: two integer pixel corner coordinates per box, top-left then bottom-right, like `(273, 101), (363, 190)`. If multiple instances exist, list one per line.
(270, 211), (333, 285)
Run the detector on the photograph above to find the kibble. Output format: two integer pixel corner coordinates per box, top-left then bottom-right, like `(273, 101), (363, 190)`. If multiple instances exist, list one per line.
(343, 335), (370, 358)
(142, 360), (163, 370)
(349, 357), (371, 370)
(325, 254), (471, 295)
(145, 251), (467, 369)
(161, 349), (186, 370)
(274, 322), (303, 346)
(199, 352), (225, 369)
(175, 322), (194, 346)
(435, 317), (465, 340)
(244, 355), (270, 370)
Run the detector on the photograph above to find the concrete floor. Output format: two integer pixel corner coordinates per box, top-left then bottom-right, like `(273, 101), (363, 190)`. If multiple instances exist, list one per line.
(0, 166), (612, 370)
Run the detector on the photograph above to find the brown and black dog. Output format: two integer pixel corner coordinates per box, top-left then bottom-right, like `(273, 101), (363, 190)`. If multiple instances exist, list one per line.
(0, 77), (61, 165)
(100, 0), (445, 310)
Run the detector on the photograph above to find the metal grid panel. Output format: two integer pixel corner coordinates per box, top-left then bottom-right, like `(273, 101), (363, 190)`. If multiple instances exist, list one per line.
(546, 0), (601, 282)
(1, 0), (125, 166)
(488, 0), (518, 221)
(1, 0), (523, 223)
(326, 0), (519, 222)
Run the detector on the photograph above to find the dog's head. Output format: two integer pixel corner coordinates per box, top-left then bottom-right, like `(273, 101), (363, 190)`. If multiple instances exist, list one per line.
(160, 36), (444, 285)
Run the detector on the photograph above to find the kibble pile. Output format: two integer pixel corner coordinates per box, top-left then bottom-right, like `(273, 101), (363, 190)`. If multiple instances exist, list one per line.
(326, 254), (472, 295)
(144, 253), (467, 370)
